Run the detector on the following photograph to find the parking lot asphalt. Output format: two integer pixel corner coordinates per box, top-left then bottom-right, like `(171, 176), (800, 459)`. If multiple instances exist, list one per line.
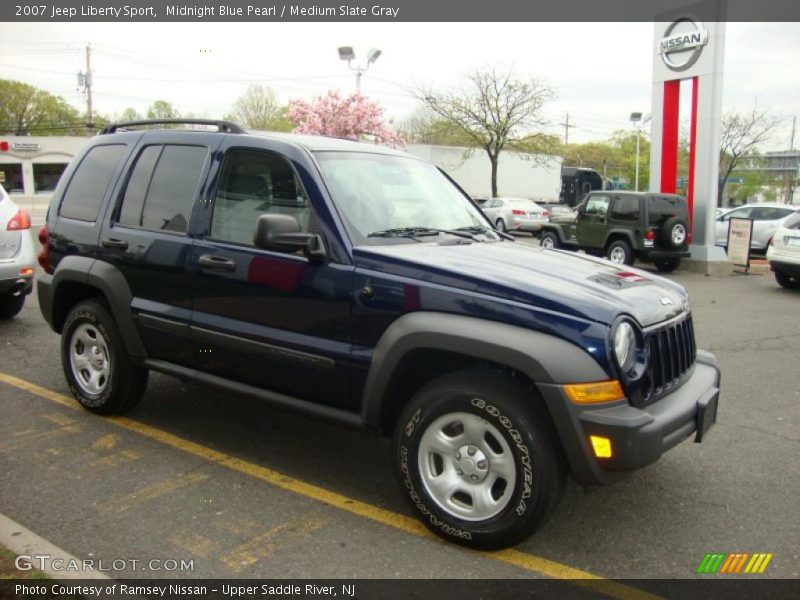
(1, 245), (799, 587)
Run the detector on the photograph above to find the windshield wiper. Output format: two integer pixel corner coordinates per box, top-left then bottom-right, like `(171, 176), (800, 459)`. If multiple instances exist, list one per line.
(368, 227), (474, 240)
(452, 225), (513, 241)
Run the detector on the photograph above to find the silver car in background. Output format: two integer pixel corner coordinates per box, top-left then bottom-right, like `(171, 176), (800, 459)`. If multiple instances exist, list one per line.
(0, 184), (36, 319)
(715, 203), (800, 252)
(478, 197), (550, 233)
(766, 212), (800, 289)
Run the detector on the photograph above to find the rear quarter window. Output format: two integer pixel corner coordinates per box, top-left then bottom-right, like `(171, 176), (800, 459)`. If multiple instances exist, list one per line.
(60, 144), (127, 222)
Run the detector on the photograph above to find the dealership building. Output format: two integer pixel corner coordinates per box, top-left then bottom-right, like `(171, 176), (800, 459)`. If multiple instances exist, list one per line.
(0, 136), (87, 223)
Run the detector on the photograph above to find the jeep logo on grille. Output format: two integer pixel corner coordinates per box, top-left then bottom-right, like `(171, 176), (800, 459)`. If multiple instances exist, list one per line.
(660, 297), (674, 305)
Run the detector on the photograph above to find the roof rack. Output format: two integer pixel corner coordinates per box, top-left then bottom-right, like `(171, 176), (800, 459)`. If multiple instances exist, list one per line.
(99, 119), (246, 135)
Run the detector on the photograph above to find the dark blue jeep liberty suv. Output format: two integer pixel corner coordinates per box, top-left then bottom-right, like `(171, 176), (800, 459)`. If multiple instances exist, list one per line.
(37, 120), (720, 549)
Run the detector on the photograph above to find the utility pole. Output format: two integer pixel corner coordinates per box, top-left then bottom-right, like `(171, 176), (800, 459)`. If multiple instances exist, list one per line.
(559, 113), (575, 164)
(788, 115), (796, 204)
(77, 43), (93, 134)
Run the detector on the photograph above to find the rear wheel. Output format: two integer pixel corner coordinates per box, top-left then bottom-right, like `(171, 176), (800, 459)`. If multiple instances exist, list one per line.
(0, 292), (25, 320)
(654, 258), (681, 273)
(661, 217), (689, 248)
(495, 219), (507, 233)
(540, 231), (560, 249)
(606, 239), (634, 266)
(393, 371), (566, 550)
(62, 299), (148, 414)
(774, 270), (800, 290)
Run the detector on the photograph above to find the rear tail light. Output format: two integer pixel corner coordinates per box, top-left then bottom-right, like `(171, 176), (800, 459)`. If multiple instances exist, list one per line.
(512, 209), (526, 216)
(6, 209), (31, 231)
(542, 210), (550, 218)
(37, 225), (52, 274)
(645, 230), (655, 241)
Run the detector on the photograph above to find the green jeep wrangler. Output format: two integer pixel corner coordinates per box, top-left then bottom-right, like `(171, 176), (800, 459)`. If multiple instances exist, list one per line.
(540, 191), (690, 272)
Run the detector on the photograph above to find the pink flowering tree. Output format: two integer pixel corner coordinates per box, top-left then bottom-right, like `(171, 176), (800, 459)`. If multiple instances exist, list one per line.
(287, 90), (406, 149)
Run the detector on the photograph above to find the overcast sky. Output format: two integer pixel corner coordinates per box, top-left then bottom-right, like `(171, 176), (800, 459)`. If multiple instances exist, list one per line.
(1, 22), (798, 149)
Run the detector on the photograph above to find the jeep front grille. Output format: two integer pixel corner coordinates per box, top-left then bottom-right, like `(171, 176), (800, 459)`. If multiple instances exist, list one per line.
(645, 314), (697, 399)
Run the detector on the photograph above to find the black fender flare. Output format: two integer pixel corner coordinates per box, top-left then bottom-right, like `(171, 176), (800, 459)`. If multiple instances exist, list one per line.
(360, 312), (609, 427)
(603, 229), (637, 250)
(540, 223), (568, 244)
(48, 256), (147, 358)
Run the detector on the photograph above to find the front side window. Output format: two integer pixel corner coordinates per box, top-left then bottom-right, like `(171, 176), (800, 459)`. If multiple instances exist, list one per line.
(584, 195), (610, 216)
(117, 144), (207, 234)
(722, 206), (753, 222)
(211, 149), (310, 246)
(61, 144), (126, 222)
(315, 152), (489, 244)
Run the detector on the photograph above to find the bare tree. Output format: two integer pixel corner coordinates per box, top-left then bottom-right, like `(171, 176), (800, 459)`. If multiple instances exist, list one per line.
(416, 66), (559, 197)
(227, 85), (291, 131)
(397, 108), (472, 146)
(719, 106), (781, 206)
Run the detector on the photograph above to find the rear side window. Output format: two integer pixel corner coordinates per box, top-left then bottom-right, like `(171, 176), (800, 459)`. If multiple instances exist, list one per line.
(647, 196), (687, 227)
(60, 144), (126, 222)
(117, 144), (207, 234)
(610, 196), (639, 221)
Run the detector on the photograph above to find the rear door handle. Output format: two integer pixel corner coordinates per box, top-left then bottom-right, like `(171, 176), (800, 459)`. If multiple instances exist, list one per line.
(101, 238), (128, 250)
(198, 254), (237, 272)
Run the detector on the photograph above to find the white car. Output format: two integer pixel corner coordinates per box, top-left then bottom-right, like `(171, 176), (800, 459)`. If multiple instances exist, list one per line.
(766, 212), (800, 290)
(478, 197), (550, 233)
(0, 184), (37, 318)
(715, 203), (800, 253)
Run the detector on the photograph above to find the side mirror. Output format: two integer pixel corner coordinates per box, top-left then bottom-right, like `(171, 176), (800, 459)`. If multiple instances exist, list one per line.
(253, 214), (326, 261)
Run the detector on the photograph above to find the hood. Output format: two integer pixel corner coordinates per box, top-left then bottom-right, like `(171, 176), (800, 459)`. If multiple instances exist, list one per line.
(354, 240), (689, 327)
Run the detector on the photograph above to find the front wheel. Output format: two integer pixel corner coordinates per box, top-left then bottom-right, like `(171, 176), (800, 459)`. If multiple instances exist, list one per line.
(774, 269), (800, 290)
(540, 231), (560, 249)
(606, 239), (634, 266)
(61, 299), (148, 414)
(654, 258), (681, 273)
(393, 371), (566, 550)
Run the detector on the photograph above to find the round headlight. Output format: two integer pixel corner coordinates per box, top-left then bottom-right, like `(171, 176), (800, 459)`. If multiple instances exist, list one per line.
(613, 321), (636, 374)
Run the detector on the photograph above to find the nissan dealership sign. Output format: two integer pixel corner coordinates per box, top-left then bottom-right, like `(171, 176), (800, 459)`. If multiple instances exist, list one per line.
(659, 19), (709, 72)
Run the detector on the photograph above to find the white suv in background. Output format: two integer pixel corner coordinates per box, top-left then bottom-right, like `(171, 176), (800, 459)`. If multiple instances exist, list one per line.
(766, 212), (800, 290)
(0, 184), (37, 318)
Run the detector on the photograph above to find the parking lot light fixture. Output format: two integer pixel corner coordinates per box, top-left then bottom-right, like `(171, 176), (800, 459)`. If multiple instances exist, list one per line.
(337, 46), (381, 93)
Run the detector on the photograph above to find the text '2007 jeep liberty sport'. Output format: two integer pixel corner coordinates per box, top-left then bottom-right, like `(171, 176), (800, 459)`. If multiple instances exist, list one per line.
(37, 120), (720, 550)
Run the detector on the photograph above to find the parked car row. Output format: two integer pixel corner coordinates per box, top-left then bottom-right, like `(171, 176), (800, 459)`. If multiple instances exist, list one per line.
(715, 202), (800, 253)
(473, 197), (574, 233)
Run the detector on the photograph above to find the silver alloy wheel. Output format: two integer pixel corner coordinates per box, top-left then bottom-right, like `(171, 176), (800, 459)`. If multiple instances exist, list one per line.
(672, 223), (687, 245)
(69, 323), (111, 396)
(541, 236), (555, 249)
(417, 411), (517, 521)
(608, 246), (628, 264)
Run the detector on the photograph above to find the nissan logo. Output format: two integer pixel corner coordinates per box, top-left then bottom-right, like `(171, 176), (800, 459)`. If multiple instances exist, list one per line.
(659, 18), (709, 72)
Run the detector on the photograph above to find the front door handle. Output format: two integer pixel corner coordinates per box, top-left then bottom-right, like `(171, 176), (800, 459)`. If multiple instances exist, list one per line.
(101, 238), (128, 250)
(198, 254), (237, 272)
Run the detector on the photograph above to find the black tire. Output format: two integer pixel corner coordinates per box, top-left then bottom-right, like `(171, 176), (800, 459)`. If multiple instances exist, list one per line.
(774, 270), (800, 290)
(540, 231), (560, 249)
(0, 292), (25, 320)
(606, 239), (634, 266)
(61, 299), (148, 414)
(393, 371), (566, 550)
(654, 258), (681, 273)
(495, 219), (507, 233)
(661, 217), (689, 248)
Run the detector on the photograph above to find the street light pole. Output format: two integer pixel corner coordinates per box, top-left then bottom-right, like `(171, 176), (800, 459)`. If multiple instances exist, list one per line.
(338, 46), (381, 94)
(630, 112), (651, 192)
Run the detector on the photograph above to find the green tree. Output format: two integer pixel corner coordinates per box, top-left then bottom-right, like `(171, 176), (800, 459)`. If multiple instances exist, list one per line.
(119, 107), (143, 122)
(417, 66), (560, 197)
(225, 85), (292, 131)
(0, 79), (81, 135)
(146, 100), (180, 120)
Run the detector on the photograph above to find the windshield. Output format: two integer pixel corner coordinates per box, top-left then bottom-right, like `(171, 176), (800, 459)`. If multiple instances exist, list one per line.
(316, 152), (491, 244)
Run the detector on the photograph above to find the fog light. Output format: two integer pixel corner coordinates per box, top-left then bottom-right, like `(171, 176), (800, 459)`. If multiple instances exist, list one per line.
(590, 435), (613, 459)
(564, 380), (625, 404)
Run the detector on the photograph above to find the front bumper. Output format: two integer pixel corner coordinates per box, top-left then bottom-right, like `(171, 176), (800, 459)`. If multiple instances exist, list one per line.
(538, 349), (720, 485)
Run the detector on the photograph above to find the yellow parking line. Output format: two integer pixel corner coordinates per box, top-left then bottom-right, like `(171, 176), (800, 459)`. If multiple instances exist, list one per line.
(0, 371), (660, 600)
